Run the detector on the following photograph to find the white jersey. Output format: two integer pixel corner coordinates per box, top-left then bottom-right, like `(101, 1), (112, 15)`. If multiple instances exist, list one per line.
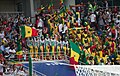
(59, 24), (63, 32)
(38, 18), (43, 28)
(62, 41), (69, 48)
(40, 39), (45, 46)
(45, 38), (50, 46)
(90, 14), (96, 22)
(50, 39), (57, 46)
(62, 24), (68, 34)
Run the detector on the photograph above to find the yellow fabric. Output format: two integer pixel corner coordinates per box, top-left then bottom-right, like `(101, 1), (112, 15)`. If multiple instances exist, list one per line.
(116, 54), (120, 60)
(16, 51), (23, 55)
(62, 19), (65, 25)
(52, 46), (55, 55)
(113, 42), (116, 52)
(35, 46), (38, 58)
(48, 19), (54, 30)
(57, 46), (61, 56)
(108, 49), (111, 55)
(87, 37), (91, 43)
(63, 46), (67, 55)
(76, 12), (80, 18)
(99, 51), (103, 58)
(89, 37), (92, 42)
(82, 38), (85, 44)
(60, 12), (64, 18)
(88, 48), (91, 54)
(91, 52), (95, 57)
(82, 38), (89, 47)
(71, 49), (80, 62)
(2, 39), (5, 44)
(55, 26), (58, 33)
(29, 46), (34, 58)
(88, 25), (90, 29)
(72, 16), (74, 23)
(102, 56), (107, 64)
(97, 56), (100, 63)
(46, 45), (50, 55)
(40, 46), (44, 58)
(40, 46), (44, 52)
(25, 26), (32, 37)
(79, 46), (82, 51)
(77, 34), (81, 39)
(67, 22), (70, 28)
(84, 34), (87, 37)
(85, 49), (89, 56)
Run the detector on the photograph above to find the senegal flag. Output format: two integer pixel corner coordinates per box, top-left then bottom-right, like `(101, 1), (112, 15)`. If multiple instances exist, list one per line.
(69, 40), (81, 64)
(20, 26), (38, 38)
(16, 39), (23, 59)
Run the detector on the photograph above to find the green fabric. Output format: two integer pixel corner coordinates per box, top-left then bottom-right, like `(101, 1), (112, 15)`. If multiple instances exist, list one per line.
(105, 41), (109, 46)
(51, 41), (55, 46)
(69, 40), (81, 54)
(45, 40), (49, 46)
(88, 4), (97, 12)
(90, 41), (93, 46)
(94, 56), (98, 64)
(89, 4), (92, 10)
(59, 6), (66, 15)
(50, 28), (53, 37)
(93, 5), (97, 11)
(92, 34), (95, 39)
(81, 50), (87, 63)
(16, 39), (22, 52)
(0, 50), (2, 54)
(20, 26), (25, 38)
(114, 52), (117, 58)
(84, 22), (88, 26)
(29, 56), (32, 76)
(48, 1), (53, 10)
(111, 23), (114, 28)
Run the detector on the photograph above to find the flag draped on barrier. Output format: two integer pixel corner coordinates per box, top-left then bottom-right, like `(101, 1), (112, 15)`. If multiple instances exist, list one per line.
(16, 39), (23, 59)
(69, 40), (81, 65)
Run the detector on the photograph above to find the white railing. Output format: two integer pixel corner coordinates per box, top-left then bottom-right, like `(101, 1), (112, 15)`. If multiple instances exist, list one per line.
(74, 65), (120, 76)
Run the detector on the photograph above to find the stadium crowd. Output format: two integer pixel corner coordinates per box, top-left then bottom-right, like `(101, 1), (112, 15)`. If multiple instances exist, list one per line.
(0, 0), (120, 75)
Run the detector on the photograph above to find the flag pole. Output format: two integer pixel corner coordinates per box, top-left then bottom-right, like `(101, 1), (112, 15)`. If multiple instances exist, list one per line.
(29, 52), (32, 76)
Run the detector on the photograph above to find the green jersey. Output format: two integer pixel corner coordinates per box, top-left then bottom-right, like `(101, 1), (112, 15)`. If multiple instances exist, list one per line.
(45, 38), (50, 46)
(50, 39), (56, 46)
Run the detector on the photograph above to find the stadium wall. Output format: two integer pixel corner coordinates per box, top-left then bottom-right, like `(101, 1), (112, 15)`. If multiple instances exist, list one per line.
(0, 0), (75, 17)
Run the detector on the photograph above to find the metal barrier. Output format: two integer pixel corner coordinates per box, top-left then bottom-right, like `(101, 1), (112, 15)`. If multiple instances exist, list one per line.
(6, 52), (68, 62)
